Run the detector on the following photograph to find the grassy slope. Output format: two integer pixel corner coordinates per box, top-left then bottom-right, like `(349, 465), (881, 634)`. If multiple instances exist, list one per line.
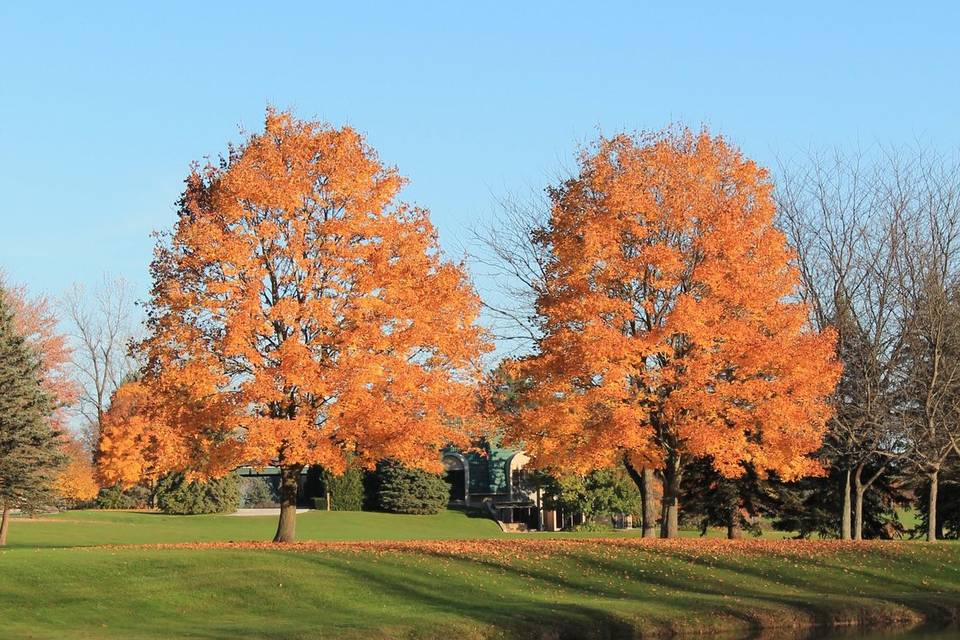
(1, 539), (958, 639)
(1, 511), (957, 639)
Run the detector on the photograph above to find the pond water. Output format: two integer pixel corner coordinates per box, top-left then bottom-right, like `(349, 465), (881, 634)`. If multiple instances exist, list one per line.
(809, 627), (960, 640)
(753, 626), (957, 640)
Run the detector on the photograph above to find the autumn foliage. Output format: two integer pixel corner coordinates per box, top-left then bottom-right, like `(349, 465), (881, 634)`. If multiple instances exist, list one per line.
(1, 277), (92, 508)
(107, 110), (490, 540)
(53, 437), (100, 503)
(1, 273), (79, 427)
(501, 129), (840, 536)
(97, 381), (167, 487)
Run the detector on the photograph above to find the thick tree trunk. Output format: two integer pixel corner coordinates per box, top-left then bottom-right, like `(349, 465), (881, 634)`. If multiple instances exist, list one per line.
(928, 469), (939, 543)
(640, 467), (658, 538)
(853, 464), (864, 541)
(854, 488), (865, 541)
(841, 467), (852, 541)
(727, 520), (743, 540)
(659, 455), (681, 539)
(623, 458), (658, 538)
(0, 507), (9, 546)
(273, 465), (302, 543)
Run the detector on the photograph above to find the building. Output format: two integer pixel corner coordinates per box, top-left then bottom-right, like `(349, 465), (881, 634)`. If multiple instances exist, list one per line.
(441, 439), (540, 529)
(238, 439), (543, 528)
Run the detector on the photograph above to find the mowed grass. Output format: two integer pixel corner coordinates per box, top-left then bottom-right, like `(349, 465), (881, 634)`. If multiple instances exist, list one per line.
(1, 538), (959, 639)
(4, 509), (797, 549)
(2, 508), (505, 548)
(1, 510), (957, 639)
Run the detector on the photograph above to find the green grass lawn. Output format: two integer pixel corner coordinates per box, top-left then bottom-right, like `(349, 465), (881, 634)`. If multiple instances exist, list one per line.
(4, 509), (798, 549)
(1, 510), (957, 639)
(2, 508), (505, 548)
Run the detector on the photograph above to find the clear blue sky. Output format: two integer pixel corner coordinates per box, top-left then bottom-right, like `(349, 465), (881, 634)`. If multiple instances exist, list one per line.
(2, 2), (957, 304)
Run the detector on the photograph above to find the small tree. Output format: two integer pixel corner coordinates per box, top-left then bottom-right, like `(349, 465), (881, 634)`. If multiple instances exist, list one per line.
(321, 465), (366, 511)
(0, 290), (66, 544)
(680, 458), (779, 538)
(376, 461), (449, 515)
(96, 484), (151, 509)
(542, 467), (640, 523)
(53, 437), (100, 507)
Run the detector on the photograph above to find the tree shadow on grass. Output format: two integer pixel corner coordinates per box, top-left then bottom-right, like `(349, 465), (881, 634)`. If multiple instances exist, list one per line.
(292, 551), (641, 639)
(571, 548), (960, 635)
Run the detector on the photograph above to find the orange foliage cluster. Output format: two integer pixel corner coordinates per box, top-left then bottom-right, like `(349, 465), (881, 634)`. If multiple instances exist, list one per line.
(97, 381), (170, 486)
(502, 130), (840, 480)
(100, 110), (491, 486)
(53, 437), (99, 502)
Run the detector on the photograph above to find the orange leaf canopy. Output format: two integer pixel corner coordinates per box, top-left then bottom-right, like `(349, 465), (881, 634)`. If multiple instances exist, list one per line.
(505, 129), (839, 481)
(135, 110), (490, 479)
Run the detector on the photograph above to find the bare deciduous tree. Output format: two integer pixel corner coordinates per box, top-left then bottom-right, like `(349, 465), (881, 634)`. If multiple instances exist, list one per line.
(61, 276), (140, 454)
(778, 150), (912, 540)
(894, 155), (960, 541)
(470, 191), (552, 350)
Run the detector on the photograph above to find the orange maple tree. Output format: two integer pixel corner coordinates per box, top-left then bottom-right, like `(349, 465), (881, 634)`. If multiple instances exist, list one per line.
(53, 437), (100, 503)
(97, 380), (172, 488)
(502, 129), (840, 537)
(121, 110), (489, 541)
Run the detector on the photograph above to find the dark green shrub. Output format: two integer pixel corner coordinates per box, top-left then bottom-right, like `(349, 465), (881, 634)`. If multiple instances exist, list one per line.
(155, 472), (241, 515)
(240, 477), (277, 508)
(96, 484), (151, 509)
(376, 460), (449, 515)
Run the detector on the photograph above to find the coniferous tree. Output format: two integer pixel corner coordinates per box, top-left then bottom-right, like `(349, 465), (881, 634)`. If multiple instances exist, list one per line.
(680, 458), (779, 538)
(0, 289), (66, 545)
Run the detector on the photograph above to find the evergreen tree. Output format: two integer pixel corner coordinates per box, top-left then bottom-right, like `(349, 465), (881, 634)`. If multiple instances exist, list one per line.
(375, 460), (449, 515)
(771, 462), (905, 539)
(0, 289), (66, 545)
(680, 458), (779, 538)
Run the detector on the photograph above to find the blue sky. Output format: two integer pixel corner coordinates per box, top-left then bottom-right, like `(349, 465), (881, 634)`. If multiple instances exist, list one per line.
(1, 2), (958, 306)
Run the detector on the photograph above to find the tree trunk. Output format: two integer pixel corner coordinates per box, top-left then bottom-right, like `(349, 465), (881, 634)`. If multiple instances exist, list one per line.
(727, 520), (742, 540)
(928, 468), (939, 543)
(0, 507), (9, 546)
(853, 464), (864, 541)
(854, 487), (865, 541)
(623, 457), (658, 538)
(841, 467), (852, 541)
(659, 454), (681, 539)
(273, 465), (302, 543)
(640, 467), (658, 538)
